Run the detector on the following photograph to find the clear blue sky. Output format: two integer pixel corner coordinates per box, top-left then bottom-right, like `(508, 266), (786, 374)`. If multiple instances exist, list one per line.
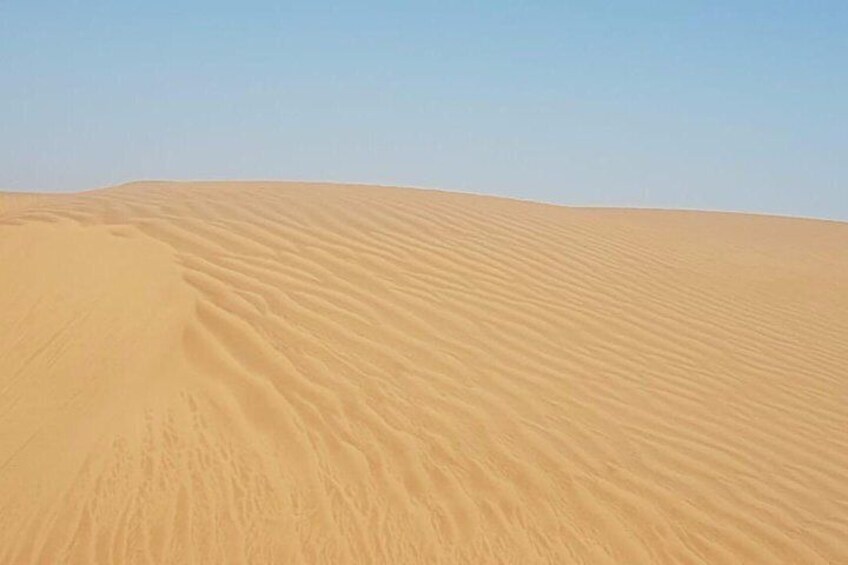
(2, 2), (846, 219)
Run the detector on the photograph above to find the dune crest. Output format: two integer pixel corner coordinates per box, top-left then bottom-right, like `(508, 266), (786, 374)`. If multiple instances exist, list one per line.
(1, 181), (847, 564)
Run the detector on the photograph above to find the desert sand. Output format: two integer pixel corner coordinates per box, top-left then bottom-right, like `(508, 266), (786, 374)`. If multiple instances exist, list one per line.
(1, 181), (846, 564)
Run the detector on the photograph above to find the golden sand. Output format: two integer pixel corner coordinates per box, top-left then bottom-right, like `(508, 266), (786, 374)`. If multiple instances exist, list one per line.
(1, 182), (846, 563)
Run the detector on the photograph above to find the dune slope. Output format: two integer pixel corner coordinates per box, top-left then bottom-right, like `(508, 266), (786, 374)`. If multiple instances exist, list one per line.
(1, 182), (847, 564)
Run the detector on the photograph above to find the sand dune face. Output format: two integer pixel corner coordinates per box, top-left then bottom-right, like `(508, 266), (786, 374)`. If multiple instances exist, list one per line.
(1, 182), (847, 564)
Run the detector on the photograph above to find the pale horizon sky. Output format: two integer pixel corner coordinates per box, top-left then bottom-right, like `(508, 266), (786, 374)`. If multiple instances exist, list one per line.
(1, 2), (846, 220)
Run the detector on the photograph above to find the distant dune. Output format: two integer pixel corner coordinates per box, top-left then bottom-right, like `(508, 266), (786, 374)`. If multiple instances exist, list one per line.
(1, 181), (846, 564)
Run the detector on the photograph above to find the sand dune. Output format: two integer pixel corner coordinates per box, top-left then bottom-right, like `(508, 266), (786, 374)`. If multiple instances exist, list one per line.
(1, 181), (847, 564)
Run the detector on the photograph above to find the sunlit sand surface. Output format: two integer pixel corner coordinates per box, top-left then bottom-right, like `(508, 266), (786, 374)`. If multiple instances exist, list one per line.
(1, 181), (846, 563)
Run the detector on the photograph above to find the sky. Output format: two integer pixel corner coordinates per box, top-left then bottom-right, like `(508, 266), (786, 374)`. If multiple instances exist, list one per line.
(1, 1), (846, 220)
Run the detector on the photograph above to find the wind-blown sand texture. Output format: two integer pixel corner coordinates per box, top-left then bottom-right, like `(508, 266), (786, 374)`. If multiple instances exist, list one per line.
(1, 181), (847, 564)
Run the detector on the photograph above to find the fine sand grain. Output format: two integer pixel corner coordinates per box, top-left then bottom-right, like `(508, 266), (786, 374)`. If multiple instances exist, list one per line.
(1, 181), (847, 564)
